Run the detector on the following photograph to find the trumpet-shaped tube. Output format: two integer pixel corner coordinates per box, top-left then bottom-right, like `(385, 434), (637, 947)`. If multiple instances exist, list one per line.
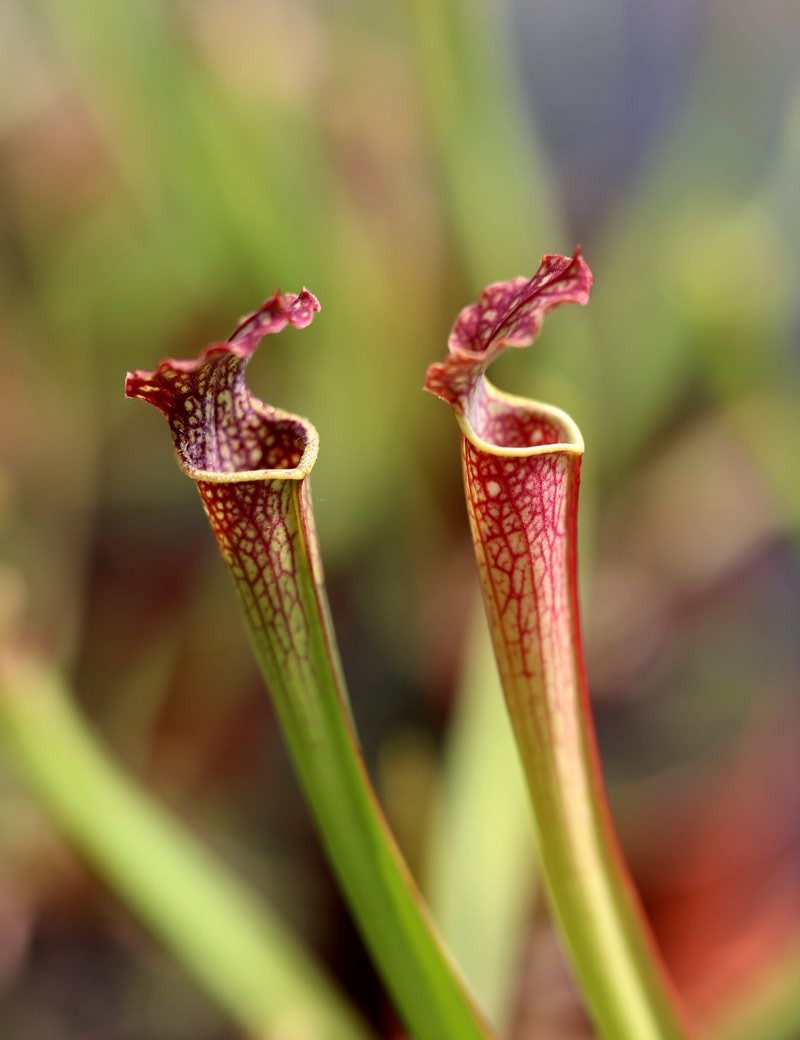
(425, 252), (692, 1040)
(126, 291), (493, 1040)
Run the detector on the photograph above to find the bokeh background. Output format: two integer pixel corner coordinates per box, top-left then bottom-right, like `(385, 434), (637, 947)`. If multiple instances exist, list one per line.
(1, 0), (799, 1037)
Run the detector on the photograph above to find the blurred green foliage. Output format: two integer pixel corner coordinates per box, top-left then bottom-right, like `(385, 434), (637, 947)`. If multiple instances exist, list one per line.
(1, 0), (799, 1037)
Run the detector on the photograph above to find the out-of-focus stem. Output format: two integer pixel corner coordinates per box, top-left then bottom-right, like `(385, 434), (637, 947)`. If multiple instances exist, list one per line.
(706, 938), (800, 1040)
(405, 0), (559, 283)
(423, 603), (534, 1029)
(0, 656), (372, 1040)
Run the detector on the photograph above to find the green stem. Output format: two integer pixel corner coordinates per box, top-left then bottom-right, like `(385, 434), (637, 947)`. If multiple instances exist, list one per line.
(0, 657), (372, 1040)
(206, 475), (494, 1040)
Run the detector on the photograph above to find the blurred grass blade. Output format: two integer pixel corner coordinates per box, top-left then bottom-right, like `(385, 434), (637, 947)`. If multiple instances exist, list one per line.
(0, 655), (372, 1040)
(127, 293), (495, 1040)
(34, 0), (326, 289)
(424, 602), (535, 1028)
(406, 0), (602, 458)
(406, 0), (559, 283)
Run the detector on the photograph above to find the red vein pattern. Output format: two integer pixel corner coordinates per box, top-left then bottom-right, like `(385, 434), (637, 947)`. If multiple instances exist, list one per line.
(463, 444), (582, 771)
(424, 249), (592, 429)
(125, 290), (326, 729)
(424, 250), (592, 811)
(426, 253), (690, 1038)
(126, 289), (319, 474)
(127, 292), (497, 1040)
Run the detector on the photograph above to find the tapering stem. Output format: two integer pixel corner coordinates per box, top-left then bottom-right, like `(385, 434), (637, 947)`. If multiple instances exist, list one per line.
(209, 472), (493, 1040)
